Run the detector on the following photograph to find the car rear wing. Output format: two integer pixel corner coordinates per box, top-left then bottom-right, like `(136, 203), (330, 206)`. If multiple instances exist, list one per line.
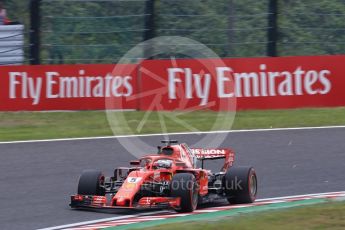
(190, 148), (235, 171)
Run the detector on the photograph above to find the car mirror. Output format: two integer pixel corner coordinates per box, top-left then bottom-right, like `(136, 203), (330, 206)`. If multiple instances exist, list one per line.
(176, 162), (186, 167)
(130, 160), (140, 166)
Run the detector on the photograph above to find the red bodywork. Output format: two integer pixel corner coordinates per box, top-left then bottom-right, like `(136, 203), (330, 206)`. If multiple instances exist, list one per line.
(70, 143), (235, 210)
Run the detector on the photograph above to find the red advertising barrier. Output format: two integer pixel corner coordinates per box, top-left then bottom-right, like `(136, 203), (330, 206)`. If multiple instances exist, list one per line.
(0, 64), (138, 111)
(140, 55), (345, 110)
(0, 55), (344, 111)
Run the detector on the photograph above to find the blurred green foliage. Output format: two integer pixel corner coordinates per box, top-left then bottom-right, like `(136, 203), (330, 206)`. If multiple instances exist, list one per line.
(4, 0), (345, 64)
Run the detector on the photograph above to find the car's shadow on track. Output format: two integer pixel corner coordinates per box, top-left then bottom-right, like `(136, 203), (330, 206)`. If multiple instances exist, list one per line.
(69, 207), (166, 215)
(197, 199), (229, 209)
(69, 199), (230, 215)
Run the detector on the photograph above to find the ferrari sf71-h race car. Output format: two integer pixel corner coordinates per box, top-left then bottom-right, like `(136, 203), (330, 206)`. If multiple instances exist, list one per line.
(70, 140), (257, 212)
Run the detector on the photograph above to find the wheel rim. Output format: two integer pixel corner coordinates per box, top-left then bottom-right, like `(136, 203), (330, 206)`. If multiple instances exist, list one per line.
(191, 183), (198, 209)
(98, 175), (105, 195)
(249, 174), (257, 197)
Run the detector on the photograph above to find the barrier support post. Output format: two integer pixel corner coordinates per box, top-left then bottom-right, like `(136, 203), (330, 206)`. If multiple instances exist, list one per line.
(29, 0), (41, 65)
(267, 0), (278, 57)
(143, 0), (156, 59)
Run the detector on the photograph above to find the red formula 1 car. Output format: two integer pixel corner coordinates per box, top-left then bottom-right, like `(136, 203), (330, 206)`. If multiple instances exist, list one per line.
(70, 140), (257, 212)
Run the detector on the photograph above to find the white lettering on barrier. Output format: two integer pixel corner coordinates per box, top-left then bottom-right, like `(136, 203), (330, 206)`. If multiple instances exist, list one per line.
(46, 72), (59, 98)
(167, 64), (332, 105)
(7, 63), (333, 107)
(217, 67), (234, 98)
(318, 70), (331, 94)
(168, 68), (183, 100)
(9, 72), (42, 105)
(278, 71), (293, 96)
(235, 71), (260, 97)
(193, 73), (211, 106)
(8, 70), (134, 105)
(123, 76), (133, 96)
(168, 67), (211, 105)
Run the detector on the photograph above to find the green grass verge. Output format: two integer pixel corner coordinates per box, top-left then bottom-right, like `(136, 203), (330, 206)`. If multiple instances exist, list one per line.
(0, 107), (344, 141)
(141, 201), (345, 230)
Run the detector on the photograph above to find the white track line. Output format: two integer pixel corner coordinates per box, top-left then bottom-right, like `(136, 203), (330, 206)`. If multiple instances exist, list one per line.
(255, 191), (345, 202)
(36, 211), (167, 230)
(1, 125), (345, 145)
(39, 191), (345, 230)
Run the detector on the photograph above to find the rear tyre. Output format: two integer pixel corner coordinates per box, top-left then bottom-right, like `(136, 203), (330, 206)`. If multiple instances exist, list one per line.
(171, 173), (198, 212)
(77, 170), (105, 196)
(224, 166), (257, 204)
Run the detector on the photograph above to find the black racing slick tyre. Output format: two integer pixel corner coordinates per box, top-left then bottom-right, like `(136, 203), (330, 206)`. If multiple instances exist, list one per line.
(224, 166), (257, 204)
(77, 170), (105, 196)
(171, 173), (198, 212)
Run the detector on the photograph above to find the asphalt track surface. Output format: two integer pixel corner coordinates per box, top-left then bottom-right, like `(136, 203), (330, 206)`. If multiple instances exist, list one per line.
(1, 127), (345, 230)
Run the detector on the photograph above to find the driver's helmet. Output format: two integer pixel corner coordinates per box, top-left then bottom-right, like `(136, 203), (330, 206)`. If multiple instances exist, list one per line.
(153, 159), (173, 169)
(140, 158), (152, 169)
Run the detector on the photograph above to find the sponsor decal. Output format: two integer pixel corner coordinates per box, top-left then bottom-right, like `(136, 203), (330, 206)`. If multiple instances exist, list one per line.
(167, 64), (331, 104)
(1, 55), (345, 111)
(0, 64), (137, 111)
(127, 177), (141, 183)
(139, 55), (345, 111)
(8, 71), (133, 105)
(123, 183), (136, 189)
(191, 148), (228, 158)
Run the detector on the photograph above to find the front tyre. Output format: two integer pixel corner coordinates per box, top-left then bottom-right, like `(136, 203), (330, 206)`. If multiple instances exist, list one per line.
(224, 166), (257, 204)
(171, 173), (198, 212)
(77, 170), (105, 196)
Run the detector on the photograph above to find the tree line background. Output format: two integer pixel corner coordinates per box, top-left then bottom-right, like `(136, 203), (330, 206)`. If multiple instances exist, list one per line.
(4, 0), (345, 64)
